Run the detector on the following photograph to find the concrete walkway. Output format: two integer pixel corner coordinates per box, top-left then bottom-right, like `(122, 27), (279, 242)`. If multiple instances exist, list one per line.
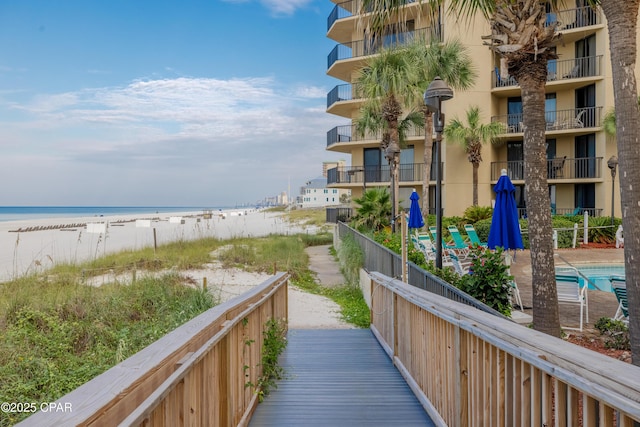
(305, 245), (345, 288)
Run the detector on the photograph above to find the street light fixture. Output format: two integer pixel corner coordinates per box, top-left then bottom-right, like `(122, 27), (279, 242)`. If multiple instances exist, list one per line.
(607, 156), (618, 225)
(424, 76), (453, 269)
(347, 167), (366, 193)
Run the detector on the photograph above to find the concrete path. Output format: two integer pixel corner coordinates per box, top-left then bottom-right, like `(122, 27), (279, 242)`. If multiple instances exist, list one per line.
(305, 244), (345, 288)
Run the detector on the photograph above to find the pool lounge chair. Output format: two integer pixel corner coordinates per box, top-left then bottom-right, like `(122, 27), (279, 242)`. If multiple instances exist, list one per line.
(610, 276), (629, 324)
(556, 273), (588, 331)
(447, 225), (472, 258)
(447, 249), (471, 276)
(429, 226), (456, 251)
(463, 224), (488, 247)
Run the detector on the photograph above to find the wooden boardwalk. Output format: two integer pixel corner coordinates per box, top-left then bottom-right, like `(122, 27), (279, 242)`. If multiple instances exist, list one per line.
(249, 329), (435, 427)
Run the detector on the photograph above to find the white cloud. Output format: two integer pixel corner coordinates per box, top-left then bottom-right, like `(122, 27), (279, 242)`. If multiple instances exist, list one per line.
(220, 0), (313, 16)
(0, 76), (348, 205)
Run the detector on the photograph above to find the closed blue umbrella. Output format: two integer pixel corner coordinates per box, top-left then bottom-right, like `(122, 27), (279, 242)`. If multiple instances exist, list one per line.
(408, 190), (425, 229)
(488, 170), (523, 250)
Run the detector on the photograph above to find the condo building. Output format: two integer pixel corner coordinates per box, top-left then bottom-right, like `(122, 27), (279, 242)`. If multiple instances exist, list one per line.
(325, 1), (623, 218)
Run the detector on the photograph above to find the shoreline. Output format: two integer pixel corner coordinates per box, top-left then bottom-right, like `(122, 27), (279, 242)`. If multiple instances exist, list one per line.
(0, 208), (311, 282)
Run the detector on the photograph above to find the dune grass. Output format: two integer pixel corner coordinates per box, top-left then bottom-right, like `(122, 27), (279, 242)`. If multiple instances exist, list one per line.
(0, 229), (366, 425)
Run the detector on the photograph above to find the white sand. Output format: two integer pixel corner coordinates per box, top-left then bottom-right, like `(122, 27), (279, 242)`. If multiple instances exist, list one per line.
(0, 209), (316, 281)
(0, 209), (351, 329)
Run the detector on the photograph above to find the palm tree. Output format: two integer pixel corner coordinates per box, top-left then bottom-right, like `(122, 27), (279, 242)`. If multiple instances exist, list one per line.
(351, 187), (392, 232)
(359, 0), (564, 337)
(597, 0), (640, 364)
(404, 39), (477, 217)
(444, 106), (505, 206)
(356, 46), (421, 232)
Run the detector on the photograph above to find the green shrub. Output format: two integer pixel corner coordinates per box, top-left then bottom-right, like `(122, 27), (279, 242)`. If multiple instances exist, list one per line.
(585, 217), (621, 244)
(472, 218), (492, 243)
(337, 234), (364, 287)
(594, 317), (630, 350)
(462, 206), (493, 224)
(457, 247), (512, 316)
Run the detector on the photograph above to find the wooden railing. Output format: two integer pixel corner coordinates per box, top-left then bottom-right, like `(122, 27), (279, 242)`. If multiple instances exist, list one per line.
(367, 272), (640, 426)
(18, 273), (289, 427)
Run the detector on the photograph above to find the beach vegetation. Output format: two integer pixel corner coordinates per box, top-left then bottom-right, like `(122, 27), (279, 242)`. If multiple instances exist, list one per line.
(0, 230), (340, 425)
(292, 272), (370, 328)
(336, 234), (364, 287)
(282, 207), (328, 228)
(0, 274), (215, 426)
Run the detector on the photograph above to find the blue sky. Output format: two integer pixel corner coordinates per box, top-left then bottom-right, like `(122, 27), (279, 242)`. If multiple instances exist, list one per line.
(0, 0), (348, 206)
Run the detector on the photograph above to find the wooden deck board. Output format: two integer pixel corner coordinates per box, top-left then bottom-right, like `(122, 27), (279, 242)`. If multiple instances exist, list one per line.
(249, 329), (435, 426)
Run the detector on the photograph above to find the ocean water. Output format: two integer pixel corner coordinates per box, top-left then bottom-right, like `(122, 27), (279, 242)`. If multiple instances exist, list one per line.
(0, 206), (219, 222)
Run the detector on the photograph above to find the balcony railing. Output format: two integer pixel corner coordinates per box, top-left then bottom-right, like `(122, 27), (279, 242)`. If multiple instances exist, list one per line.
(327, 163), (441, 185)
(327, 83), (364, 108)
(327, 0), (419, 31)
(545, 5), (602, 31)
(493, 55), (603, 88)
(492, 107), (602, 134)
(328, 26), (441, 70)
(490, 157), (603, 181)
(327, 124), (425, 147)
(517, 207), (603, 218)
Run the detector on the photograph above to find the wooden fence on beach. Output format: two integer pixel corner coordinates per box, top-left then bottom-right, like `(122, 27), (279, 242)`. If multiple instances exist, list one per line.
(17, 273), (289, 427)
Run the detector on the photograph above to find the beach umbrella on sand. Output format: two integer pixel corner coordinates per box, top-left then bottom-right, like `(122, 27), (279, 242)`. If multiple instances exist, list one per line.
(488, 169), (523, 251)
(408, 190), (425, 230)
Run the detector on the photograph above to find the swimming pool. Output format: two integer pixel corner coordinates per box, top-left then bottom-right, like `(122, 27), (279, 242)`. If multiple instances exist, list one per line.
(555, 264), (624, 293)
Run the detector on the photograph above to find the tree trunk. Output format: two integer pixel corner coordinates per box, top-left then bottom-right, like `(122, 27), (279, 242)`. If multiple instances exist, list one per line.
(600, 0), (640, 366)
(422, 108), (434, 218)
(518, 69), (561, 337)
(472, 162), (479, 206)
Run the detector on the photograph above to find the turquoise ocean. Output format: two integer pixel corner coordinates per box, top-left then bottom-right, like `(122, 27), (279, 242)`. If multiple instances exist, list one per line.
(0, 206), (221, 222)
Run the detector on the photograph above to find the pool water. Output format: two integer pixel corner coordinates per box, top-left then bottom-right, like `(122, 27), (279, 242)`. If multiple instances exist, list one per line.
(555, 264), (624, 293)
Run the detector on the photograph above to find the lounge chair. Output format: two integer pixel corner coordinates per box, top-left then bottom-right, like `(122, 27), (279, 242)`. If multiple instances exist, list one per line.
(429, 226), (456, 251)
(463, 224), (488, 247)
(610, 276), (629, 324)
(556, 273), (588, 331)
(411, 234), (434, 262)
(503, 253), (524, 312)
(447, 225), (471, 258)
(446, 249), (469, 276)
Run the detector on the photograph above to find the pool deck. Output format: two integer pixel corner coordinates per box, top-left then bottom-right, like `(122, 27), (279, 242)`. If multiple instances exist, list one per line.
(509, 247), (624, 330)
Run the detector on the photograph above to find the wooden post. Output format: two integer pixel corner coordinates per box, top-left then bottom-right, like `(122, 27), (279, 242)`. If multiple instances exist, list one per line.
(203, 277), (207, 291)
(401, 214), (407, 283)
(153, 228), (157, 254)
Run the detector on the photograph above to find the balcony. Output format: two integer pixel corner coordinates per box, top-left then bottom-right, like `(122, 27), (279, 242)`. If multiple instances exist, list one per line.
(547, 5), (603, 44)
(492, 55), (603, 94)
(327, 0), (421, 42)
(490, 157), (603, 182)
(492, 107), (602, 137)
(327, 124), (425, 152)
(326, 83), (364, 117)
(327, 26), (441, 81)
(327, 163), (441, 186)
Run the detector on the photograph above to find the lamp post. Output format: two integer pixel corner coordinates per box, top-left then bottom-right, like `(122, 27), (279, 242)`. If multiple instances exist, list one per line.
(424, 76), (453, 269)
(607, 156), (618, 225)
(347, 168), (366, 194)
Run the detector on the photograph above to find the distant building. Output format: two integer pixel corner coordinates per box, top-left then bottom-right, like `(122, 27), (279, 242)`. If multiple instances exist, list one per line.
(299, 177), (350, 208)
(322, 160), (345, 178)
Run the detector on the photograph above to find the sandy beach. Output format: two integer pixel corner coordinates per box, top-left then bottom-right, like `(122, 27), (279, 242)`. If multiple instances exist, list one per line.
(0, 209), (317, 282)
(0, 208), (352, 329)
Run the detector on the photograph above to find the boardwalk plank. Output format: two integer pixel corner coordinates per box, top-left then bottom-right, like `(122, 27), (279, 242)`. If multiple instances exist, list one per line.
(249, 329), (435, 427)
